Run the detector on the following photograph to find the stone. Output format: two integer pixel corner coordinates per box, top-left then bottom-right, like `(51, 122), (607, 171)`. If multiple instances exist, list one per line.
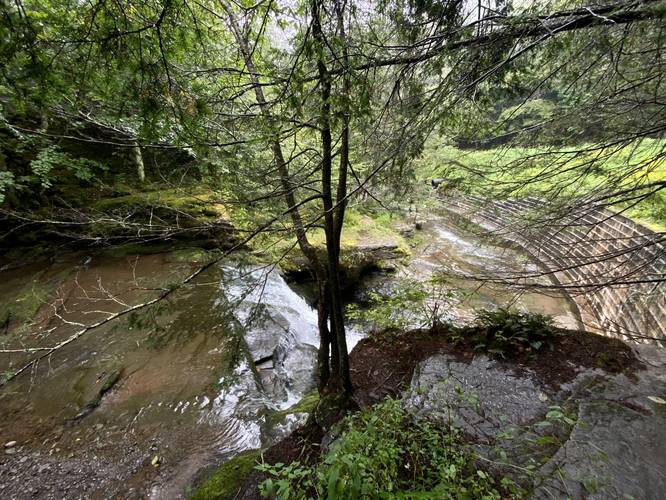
(4, 440), (17, 448)
(404, 354), (549, 441)
(407, 348), (666, 499)
(263, 343), (319, 403)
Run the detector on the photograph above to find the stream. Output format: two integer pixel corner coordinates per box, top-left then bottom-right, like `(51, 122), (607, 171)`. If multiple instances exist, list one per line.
(0, 212), (582, 498)
(399, 212), (582, 330)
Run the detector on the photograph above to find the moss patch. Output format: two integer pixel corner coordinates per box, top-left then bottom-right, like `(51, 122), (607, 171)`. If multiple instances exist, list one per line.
(265, 390), (320, 428)
(1, 279), (50, 326)
(0, 269), (68, 335)
(93, 188), (229, 221)
(164, 248), (213, 263)
(85, 188), (235, 246)
(190, 449), (262, 500)
(255, 209), (410, 279)
(285, 390), (320, 414)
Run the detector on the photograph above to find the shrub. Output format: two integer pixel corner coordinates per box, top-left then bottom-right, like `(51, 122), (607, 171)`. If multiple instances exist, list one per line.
(464, 308), (559, 358)
(346, 277), (454, 335)
(257, 398), (511, 499)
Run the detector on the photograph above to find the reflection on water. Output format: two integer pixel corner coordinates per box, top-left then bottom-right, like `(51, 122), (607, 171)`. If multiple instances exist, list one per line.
(0, 254), (349, 498)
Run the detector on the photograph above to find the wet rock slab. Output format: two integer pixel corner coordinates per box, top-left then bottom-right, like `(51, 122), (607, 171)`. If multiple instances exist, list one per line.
(221, 264), (321, 406)
(534, 346), (666, 499)
(405, 349), (666, 499)
(405, 354), (550, 441)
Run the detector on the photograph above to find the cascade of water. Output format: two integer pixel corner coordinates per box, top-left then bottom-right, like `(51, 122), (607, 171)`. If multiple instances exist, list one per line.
(218, 263), (362, 410)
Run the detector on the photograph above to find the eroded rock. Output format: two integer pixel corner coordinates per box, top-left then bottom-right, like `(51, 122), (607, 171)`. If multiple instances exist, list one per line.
(404, 348), (666, 499)
(404, 354), (549, 441)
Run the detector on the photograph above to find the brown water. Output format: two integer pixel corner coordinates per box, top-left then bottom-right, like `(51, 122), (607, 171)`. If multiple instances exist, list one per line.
(0, 253), (324, 498)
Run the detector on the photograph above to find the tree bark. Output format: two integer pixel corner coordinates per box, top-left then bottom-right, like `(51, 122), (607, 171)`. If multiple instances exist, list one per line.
(133, 142), (146, 183)
(222, 2), (335, 389)
(333, 0), (350, 251)
(312, 0), (352, 393)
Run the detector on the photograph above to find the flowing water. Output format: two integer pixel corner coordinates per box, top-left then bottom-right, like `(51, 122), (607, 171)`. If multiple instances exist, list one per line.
(0, 213), (581, 498)
(0, 253), (354, 498)
(392, 211), (583, 330)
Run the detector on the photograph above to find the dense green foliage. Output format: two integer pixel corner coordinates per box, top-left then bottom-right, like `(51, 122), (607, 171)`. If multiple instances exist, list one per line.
(257, 398), (513, 499)
(460, 308), (560, 358)
(416, 139), (666, 229)
(1, 0), (664, 241)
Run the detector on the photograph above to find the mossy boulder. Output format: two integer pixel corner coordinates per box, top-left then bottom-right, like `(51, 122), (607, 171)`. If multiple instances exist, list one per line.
(90, 188), (235, 246)
(93, 188), (229, 221)
(266, 211), (410, 285)
(2, 186), (235, 253)
(192, 392), (320, 499)
(190, 449), (262, 500)
(264, 390), (320, 429)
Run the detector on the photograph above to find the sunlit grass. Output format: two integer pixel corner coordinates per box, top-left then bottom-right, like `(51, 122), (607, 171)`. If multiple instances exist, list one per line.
(415, 138), (666, 230)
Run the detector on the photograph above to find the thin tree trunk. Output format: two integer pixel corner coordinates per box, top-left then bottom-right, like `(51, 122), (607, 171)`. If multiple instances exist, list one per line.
(222, 2), (333, 388)
(133, 142), (146, 183)
(312, 0), (352, 393)
(333, 0), (350, 251)
(317, 281), (332, 388)
(333, 0), (351, 390)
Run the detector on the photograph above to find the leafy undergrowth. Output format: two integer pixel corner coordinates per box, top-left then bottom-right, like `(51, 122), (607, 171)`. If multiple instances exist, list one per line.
(457, 308), (560, 359)
(257, 398), (517, 500)
(248, 312), (638, 499)
(449, 309), (641, 387)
